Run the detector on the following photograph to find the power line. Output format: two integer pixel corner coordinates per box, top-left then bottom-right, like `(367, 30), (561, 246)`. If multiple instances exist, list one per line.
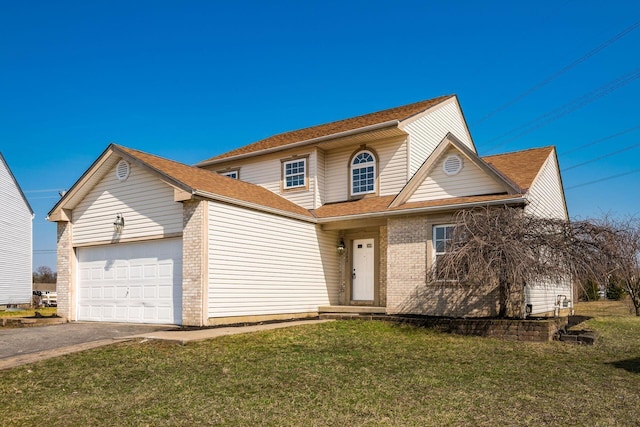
(559, 125), (640, 156)
(562, 142), (640, 171)
(484, 67), (640, 153)
(474, 19), (640, 125)
(23, 189), (64, 193)
(566, 168), (640, 190)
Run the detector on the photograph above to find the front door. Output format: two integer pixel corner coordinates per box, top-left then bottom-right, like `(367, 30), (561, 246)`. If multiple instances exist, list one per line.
(352, 238), (375, 301)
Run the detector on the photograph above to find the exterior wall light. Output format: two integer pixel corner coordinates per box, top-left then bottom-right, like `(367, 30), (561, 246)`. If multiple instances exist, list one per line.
(337, 238), (345, 255)
(113, 213), (125, 234)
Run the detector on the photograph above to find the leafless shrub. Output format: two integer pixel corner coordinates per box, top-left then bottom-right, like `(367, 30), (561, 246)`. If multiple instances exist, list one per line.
(429, 207), (640, 318)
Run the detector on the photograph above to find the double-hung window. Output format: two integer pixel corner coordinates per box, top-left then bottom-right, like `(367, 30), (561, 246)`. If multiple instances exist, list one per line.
(351, 150), (376, 195)
(433, 225), (454, 267)
(283, 158), (306, 190)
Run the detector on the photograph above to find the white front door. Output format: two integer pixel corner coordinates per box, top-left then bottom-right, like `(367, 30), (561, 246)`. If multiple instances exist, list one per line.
(352, 238), (375, 301)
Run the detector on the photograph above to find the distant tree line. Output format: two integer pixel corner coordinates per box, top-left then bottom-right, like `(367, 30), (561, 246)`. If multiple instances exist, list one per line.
(33, 266), (57, 283)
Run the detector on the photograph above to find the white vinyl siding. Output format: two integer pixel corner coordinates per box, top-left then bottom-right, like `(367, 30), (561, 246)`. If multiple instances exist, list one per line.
(325, 137), (407, 203)
(208, 201), (339, 318)
(72, 162), (183, 245)
(525, 152), (568, 220)
(525, 279), (573, 316)
(408, 149), (505, 202)
(0, 158), (32, 305)
(402, 99), (474, 176)
(204, 149), (318, 209)
(315, 149), (326, 207)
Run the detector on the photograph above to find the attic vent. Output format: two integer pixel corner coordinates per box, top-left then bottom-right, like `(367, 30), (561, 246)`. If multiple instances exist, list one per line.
(443, 154), (463, 176)
(116, 160), (130, 181)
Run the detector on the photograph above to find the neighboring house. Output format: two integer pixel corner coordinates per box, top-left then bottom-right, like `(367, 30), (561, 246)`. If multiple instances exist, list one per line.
(48, 95), (570, 326)
(0, 152), (34, 306)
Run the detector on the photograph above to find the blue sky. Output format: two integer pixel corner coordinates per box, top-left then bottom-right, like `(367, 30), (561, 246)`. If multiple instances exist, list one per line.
(1, 0), (639, 270)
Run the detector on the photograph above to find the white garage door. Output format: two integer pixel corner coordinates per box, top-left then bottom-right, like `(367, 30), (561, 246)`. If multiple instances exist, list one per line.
(77, 239), (182, 324)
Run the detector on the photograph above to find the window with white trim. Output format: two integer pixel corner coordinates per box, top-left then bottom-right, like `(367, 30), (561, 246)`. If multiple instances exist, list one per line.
(220, 170), (239, 179)
(351, 150), (376, 195)
(433, 225), (454, 267)
(283, 158), (306, 189)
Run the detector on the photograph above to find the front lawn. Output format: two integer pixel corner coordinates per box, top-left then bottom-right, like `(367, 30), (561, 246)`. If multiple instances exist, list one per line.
(1, 302), (639, 426)
(0, 307), (57, 318)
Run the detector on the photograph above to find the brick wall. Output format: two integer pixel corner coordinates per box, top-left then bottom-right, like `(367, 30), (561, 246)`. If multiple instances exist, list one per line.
(379, 225), (387, 307)
(386, 216), (429, 313)
(56, 221), (73, 320)
(386, 214), (499, 317)
(182, 200), (207, 326)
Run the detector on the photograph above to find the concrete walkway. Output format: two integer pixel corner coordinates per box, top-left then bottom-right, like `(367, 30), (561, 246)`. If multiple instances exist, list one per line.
(0, 319), (330, 370)
(127, 319), (332, 345)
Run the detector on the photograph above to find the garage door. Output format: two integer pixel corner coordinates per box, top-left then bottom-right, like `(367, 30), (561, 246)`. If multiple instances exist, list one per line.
(77, 239), (182, 324)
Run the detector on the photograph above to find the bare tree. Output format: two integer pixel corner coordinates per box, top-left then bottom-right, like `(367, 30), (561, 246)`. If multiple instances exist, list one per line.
(429, 207), (638, 318)
(585, 216), (640, 316)
(33, 266), (57, 283)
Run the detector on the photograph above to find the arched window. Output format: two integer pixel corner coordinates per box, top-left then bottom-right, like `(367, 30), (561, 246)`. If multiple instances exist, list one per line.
(351, 150), (376, 195)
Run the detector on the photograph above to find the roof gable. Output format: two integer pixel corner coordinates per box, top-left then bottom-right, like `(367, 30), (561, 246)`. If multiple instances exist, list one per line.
(390, 133), (521, 208)
(482, 146), (555, 192)
(198, 95), (454, 165)
(49, 145), (313, 221)
(0, 152), (34, 215)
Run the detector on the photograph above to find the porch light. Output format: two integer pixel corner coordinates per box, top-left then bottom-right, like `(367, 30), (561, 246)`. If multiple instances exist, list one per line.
(113, 213), (125, 234)
(337, 238), (345, 255)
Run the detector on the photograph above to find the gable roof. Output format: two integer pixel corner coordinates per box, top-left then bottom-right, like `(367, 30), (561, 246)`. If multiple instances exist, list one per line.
(390, 133), (521, 208)
(198, 95), (455, 165)
(311, 145), (555, 220)
(0, 152), (34, 215)
(48, 145), (313, 221)
(482, 146), (555, 192)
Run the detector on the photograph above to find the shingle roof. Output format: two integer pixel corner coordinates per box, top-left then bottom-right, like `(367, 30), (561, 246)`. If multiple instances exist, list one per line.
(312, 194), (525, 218)
(199, 95), (454, 163)
(482, 146), (554, 191)
(116, 145), (313, 218)
(311, 146), (554, 219)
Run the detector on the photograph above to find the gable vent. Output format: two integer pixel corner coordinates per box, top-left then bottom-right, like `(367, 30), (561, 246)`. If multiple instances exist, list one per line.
(443, 154), (463, 176)
(116, 160), (130, 181)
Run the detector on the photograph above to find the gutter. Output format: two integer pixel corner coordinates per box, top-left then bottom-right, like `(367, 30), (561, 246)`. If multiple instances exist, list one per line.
(314, 196), (528, 223)
(192, 190), (317, 223)
(196, 119), (401, 167)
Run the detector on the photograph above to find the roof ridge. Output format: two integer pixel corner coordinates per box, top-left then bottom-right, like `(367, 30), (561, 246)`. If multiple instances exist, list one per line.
(199, 94), (455, 164)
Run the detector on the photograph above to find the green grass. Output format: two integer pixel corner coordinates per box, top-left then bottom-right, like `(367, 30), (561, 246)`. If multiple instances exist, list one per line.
(0, 307), (57, 318)
(1, 302), (639, 426)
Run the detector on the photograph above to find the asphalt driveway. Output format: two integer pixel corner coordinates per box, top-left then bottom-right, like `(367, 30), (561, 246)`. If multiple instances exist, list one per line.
(0, 322), (175, 370)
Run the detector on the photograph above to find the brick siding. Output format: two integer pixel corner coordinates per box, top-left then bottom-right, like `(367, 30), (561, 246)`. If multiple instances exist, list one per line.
(182, 200), (207, 326)
(56, 221), (73, 320)
(386, 215), (499, 317)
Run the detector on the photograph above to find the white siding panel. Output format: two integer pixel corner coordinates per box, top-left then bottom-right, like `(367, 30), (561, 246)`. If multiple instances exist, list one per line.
(0, 160), (32, 305)
(316, 148), (325, 207)
(402, 101), (474, 175)
(208, 201), (339, 318)
(203, 149), (318, 209)
(525, 279), (572, 316)
(525, 153), (568, 219)
(408, 149), (505, 202)
(325, 138), (407, 203)
(72, 163), (183, 245)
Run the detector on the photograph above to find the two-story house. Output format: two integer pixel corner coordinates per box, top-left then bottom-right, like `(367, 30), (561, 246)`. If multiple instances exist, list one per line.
(48, 95), (570, 326)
